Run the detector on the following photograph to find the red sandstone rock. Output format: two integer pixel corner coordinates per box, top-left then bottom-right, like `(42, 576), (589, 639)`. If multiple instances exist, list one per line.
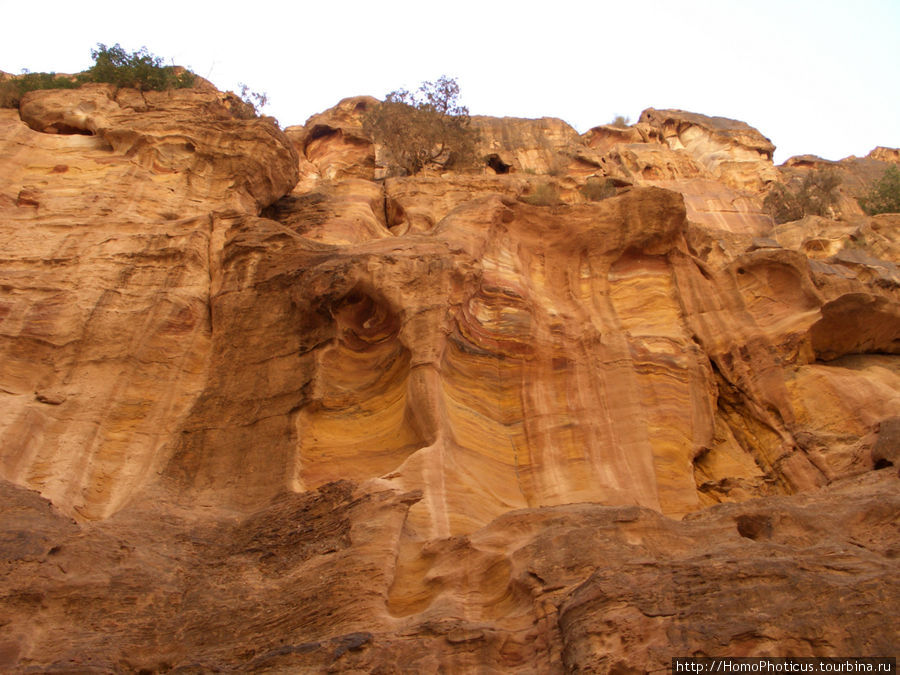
(0, 82), (897, 670)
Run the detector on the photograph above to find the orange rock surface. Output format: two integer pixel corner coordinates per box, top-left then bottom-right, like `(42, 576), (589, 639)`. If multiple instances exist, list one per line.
(0, 84), (897, 671)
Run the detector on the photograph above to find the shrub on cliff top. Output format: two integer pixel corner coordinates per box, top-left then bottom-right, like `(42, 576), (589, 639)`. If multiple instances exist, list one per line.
(859, 165), (900, 215)
(1, 44), (195, 107)
(763, 168), (842, 224)
(86, 43), (195, 91)
(0, 71), (79, 107)
(363, 76), (477, 176)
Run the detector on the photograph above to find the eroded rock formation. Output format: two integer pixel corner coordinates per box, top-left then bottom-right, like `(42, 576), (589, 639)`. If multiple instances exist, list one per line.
(0, 85), (897, 671)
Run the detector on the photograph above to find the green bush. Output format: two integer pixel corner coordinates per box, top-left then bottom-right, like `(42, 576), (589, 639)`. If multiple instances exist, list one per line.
(859, 165), (900, 215)
(1, 43), (195, 107)
(1, 72), (80, 107)
(520, 182), (561, 206)
(86, 43), (194, 91)
(16, 71), (81, 93)
(609, 115), (630, 128)
(363, 76), (477, 175)
(763, 168), (841, 224)
(580, 177), (617, 201)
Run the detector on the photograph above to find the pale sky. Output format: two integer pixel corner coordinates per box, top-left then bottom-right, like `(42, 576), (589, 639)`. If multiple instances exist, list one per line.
(2, 0), (898, 164)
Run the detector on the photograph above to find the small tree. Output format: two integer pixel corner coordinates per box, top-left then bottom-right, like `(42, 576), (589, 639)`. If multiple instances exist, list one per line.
(859, 165), (900, 215)
(363, 76), (476, 175)
(764, 168), (842, 224)
(221, 83), (270, 120)
(87, 43), (195, 90)
(239, 84), (268, 113)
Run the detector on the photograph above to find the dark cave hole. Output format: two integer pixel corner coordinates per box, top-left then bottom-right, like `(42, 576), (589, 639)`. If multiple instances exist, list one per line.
(486, 154), (511, 174)
(341, 291), (364, 307)
(308, 124), (339, 142)
(45, 124), (92, 136)
(735, 514), (772, 541)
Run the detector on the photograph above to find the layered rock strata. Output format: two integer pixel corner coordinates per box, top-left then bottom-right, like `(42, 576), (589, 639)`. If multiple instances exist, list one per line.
(0, 85), (897, 670)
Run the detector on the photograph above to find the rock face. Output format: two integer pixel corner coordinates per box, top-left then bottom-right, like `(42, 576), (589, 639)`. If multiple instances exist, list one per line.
(0, 84), (897, 671)
(2, 472), (896, 672)
(0, 85), (297, 521)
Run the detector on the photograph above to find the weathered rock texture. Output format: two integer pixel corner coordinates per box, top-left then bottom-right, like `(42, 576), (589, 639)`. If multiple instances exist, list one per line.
(0, 85), (897, 671)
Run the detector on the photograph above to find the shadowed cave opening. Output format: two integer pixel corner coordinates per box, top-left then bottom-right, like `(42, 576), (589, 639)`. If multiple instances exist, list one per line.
(307, 124), (338, 142)
(33, 123), (93, 135)
(486, 154), (511, 174)
(735, 514), (772, 541)
(19, 108), (93, 136)
(18, 105), (107, 138)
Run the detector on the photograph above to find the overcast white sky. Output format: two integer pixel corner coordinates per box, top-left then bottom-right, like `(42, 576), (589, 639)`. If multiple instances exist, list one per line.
(2, 0), (898, 164)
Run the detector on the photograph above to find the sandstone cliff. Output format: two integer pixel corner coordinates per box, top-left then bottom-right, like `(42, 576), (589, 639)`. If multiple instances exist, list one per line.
(0, 84), (897, 671)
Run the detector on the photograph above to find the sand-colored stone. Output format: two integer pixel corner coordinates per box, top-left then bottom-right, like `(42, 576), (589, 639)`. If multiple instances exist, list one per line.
(19, 84), (298, 211)
(0, 86), (297, 519)
(639, 107), (780, 191)
(868, 146), (900, 163)
(581, 120), (662, 154)
(471, 115), (581, 176)
(284, 95), (378, 184)
(0, 83), (897, 670)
